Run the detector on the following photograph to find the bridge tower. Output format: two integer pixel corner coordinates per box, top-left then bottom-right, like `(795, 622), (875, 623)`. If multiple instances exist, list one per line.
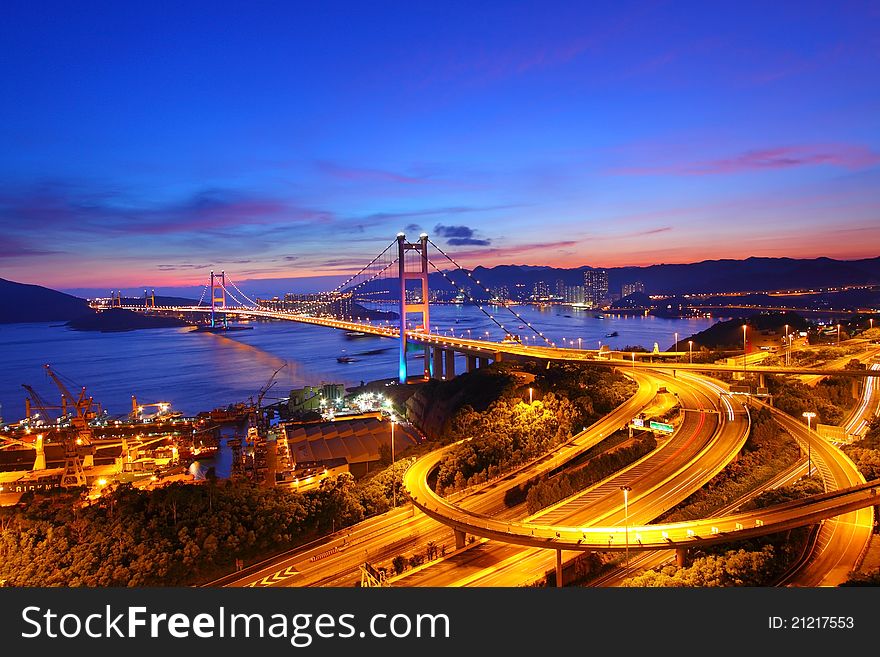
(397, 233), (431, 383)
(210, 271), (228, 329)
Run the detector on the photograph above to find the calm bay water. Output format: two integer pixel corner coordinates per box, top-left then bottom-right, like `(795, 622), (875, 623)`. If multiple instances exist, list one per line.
(0, 305), (721, 423)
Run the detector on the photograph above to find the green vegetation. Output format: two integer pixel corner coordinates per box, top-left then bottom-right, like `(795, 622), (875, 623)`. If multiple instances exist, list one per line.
(766, 376), (856, 425)
(433, 364), (637, 494)
(623, 546), (781, 587)
(624, 478), (822, 587)
(657, 407), (800, 523)
(843, 417), (880, 482)
(435, 393), (576, 493)
(405, 365), (520, 441)
(525, 434), (657, 514)
(0, 462), (409, 587)
(534, 363), (638, 430)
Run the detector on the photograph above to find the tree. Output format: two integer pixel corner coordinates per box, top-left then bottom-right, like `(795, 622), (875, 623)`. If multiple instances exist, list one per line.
(391, 555), (407, 575)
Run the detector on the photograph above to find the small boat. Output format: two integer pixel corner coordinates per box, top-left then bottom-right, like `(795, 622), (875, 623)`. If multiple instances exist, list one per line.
(594, 314), (605, 319)
(337, 355), (357, 363)
(518, 325), (526, 329)
(605, 331), (619, 337)
(344, 331), (367, 338)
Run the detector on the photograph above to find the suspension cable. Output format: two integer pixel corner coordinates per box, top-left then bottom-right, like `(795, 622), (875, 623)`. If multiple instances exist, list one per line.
(195, 283), (209, 307)
(427, 238), (556, 347)
(425, 257), (519, 340)
(225, 277), (260, 308)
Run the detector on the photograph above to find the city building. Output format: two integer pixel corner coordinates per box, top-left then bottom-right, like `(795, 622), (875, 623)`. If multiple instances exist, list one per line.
(622, 281), (645, 297)
(289, 383), (346, 414)
(490, 285), (509, 303)
(563, 285), (584, 304)
(532, 280), (551, 301)
(584, 269), (608, 307)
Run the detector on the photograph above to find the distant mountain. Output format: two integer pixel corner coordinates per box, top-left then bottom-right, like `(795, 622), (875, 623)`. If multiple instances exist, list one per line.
(0, 277), (94, 324)
(421, 256), (880, 297)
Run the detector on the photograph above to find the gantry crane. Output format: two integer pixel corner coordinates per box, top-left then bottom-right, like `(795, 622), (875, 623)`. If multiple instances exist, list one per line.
(24, 365), (98, 488)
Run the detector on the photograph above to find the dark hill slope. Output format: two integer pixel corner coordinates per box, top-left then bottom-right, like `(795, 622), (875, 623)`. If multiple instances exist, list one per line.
(0, 277), (94, 323)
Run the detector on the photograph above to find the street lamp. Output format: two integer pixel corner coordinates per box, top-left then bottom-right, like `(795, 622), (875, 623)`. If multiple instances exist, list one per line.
(688, 340), (693, 364)
(837, 323), (841, 346)
(784, 324), (789, 366)
(390, 418), (396, 507)
(674, 332), (678, 354)
(620, 485), (632, 567)
(742, 324), (748, 371)
(529, 387), (533, 404)
(802, 411), (816, 476)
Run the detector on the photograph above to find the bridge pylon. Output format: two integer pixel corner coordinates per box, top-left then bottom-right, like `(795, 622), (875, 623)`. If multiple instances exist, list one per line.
(397, 233), (431, 383)
(210, 271), (228, 329)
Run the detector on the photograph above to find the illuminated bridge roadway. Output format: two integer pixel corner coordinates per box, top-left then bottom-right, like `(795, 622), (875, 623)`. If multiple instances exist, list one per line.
(124, 305), (880, 380)
(403, 442), (879, 556)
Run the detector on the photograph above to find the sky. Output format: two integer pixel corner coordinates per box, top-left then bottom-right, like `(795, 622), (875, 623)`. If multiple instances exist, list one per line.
(1, 0), (878, 296)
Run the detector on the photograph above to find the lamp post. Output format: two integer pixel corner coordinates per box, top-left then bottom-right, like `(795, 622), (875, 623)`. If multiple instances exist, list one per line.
(631, 352), (635, 369)
(688, 340), (693, 364)
(837, 323), (841, 346)
(784, 324), (789, 367)
(802, 411), (816, 476)
(390, 418), (396, 507)
(529, 387), (533, 404)
(674, 332), (678, 354)
(620, 485), (632, 567)
(742, 324), (748, 371)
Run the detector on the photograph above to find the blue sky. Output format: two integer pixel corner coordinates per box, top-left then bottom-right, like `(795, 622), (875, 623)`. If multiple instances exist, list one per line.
(1, 0), (878, 294)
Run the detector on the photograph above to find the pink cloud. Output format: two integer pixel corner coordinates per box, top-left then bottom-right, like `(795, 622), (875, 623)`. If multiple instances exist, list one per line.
(612, 143), (880, 176)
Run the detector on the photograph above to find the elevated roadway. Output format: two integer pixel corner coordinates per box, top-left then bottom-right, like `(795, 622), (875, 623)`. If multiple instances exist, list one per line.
(399, 371), (750, 586)
(125, 304), (880, 379)
(216, 369), (660, 587)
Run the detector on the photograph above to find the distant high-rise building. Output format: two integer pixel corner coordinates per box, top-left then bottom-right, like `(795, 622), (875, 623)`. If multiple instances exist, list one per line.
(555, 279), (566, 299)
(621, 281), (645, 297)
(584, 269), (608, 307)
(490, 285), (509, 302)
(532, 280), (550, 300)
(564, 285), (584, 304)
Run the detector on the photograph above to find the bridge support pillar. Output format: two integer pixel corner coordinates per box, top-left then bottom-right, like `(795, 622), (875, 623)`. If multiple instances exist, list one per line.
(759, 373), (766, 388)
(466, 355), (477, 373)
(433, 348), (444, 380)
(423, 347), (431, 380)
(454, 529), (466, 550)
(555, 549), (563, 588)
(852, 378), (861, 400)
(445, 350), (455, 379)
(675, 547), (689, 568)
(478, 357), (490, 368)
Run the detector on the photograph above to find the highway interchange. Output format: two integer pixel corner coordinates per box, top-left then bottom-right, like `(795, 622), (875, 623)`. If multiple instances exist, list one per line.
(148, 302), (880, 587)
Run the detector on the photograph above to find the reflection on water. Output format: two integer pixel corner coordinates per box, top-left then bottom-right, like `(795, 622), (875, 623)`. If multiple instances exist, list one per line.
(0, 308), (723, 422)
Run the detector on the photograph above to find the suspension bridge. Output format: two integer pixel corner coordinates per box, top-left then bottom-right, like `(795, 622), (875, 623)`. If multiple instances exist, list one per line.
(115, 233), (880, 383)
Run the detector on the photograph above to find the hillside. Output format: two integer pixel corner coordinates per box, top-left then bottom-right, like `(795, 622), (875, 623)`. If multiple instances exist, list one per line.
(0, 277), (94, 323)
(66, 308), (191, 332)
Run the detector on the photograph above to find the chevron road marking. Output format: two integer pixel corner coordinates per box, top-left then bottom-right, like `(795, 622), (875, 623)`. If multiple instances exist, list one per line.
(246, 564), (301, 588)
